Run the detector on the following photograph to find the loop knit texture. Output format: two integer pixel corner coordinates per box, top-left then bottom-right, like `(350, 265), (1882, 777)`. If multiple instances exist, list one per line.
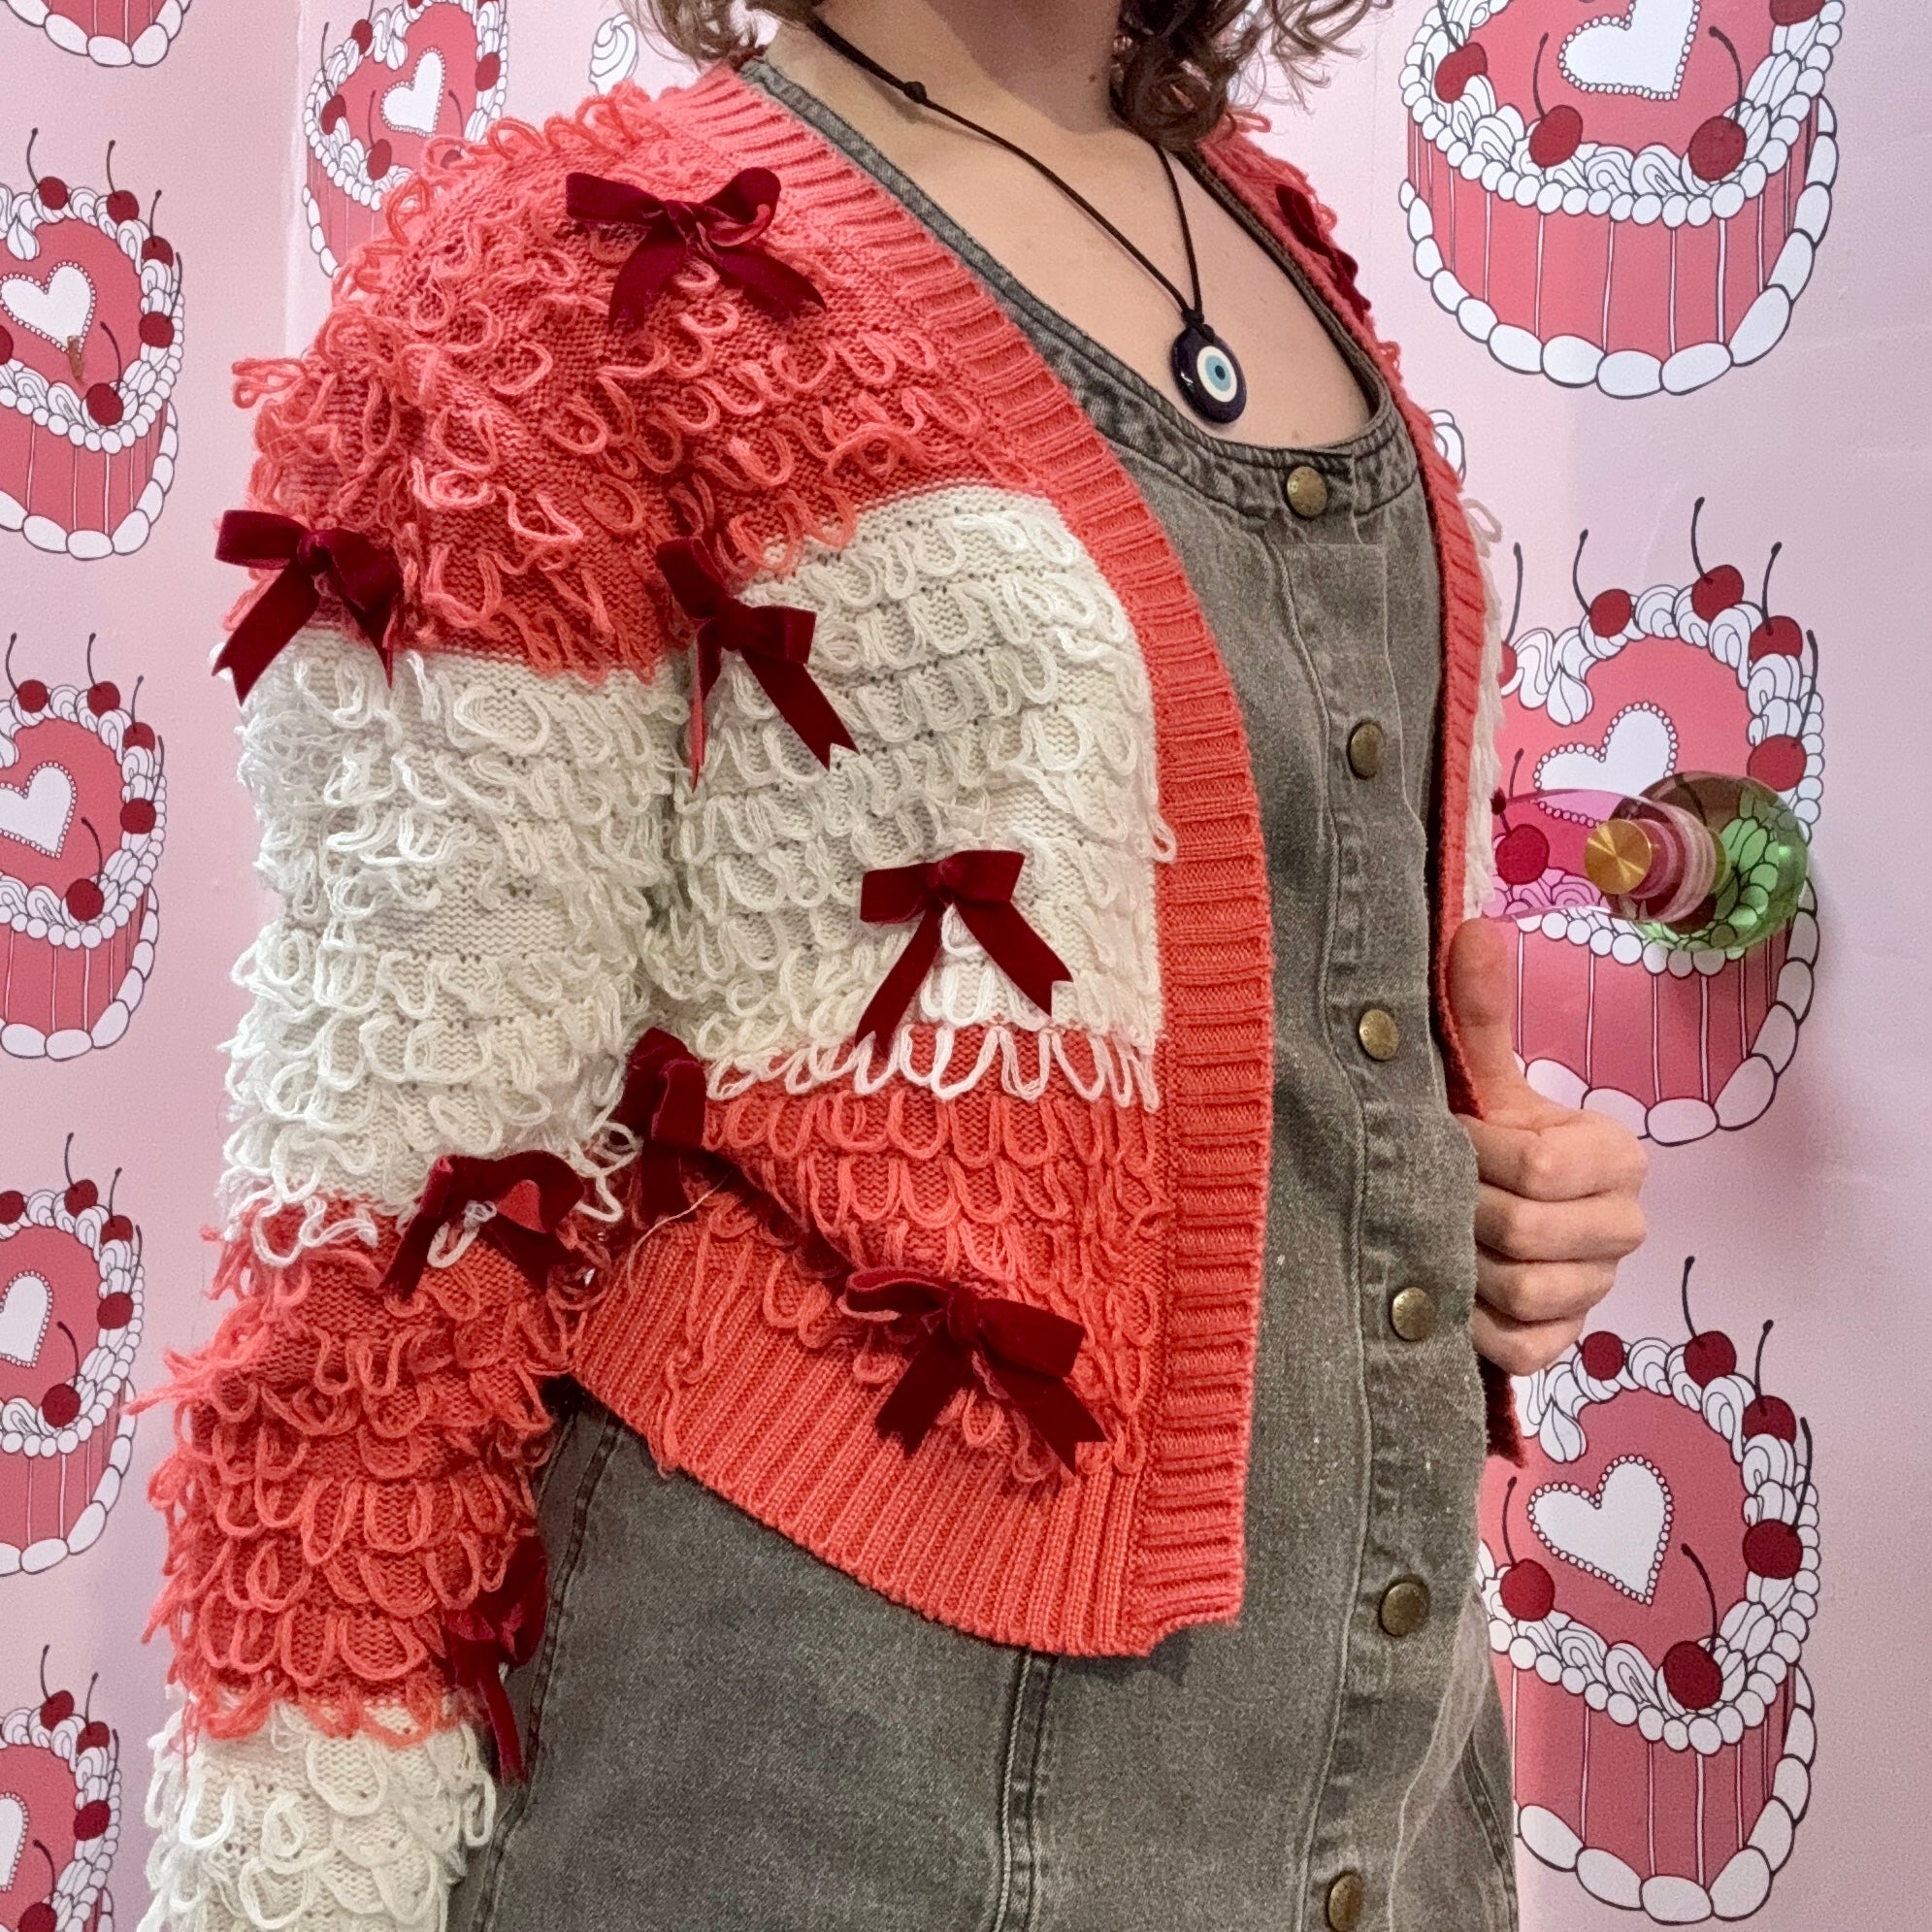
(143, 62), (1501, 1932)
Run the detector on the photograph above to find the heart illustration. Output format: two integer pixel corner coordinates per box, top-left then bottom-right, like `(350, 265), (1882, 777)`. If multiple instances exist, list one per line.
(1529, 1457), (1673, 1601)
(0, 1790), (24, 1889)
(0, 1272), (52, 1367)
(0, 764), (76, 858)
(1536, 706), (1676, 802)
(383, 48), (448, 136)
(0, 260), (96, 348)
(1563, 0), (1702, 98)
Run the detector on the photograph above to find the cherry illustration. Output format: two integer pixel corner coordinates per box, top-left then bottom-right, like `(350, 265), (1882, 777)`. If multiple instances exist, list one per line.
(0, 320), (13, 364)
(1749, 541), (1804, 662)
(0, 1187), (24, 1222)
(1679, 1255), (1737, 1387)
(364, 93), (394, 182)
(320, 25), (350, 133)
(98, 1228), (139, 1330)
(39, 1321), (83, 1427)
(1433, 16), (1489, 103)
(1579, 1328), (1626, 1381)
(1743, 1417), (1814, 1582)
(83, 634), (119, 716)
(1493, 749), (1551, 886)
(19, 1839), (60, 1932)
(139, 304), (176, 351)
(102, 141), (140, 225)
(62, 1133), (99, 1216)
(82, 320), (127, 428)
(75, 1679), (110, 1757)
(1574, 527), (1632, 639)
(8, 633), (50, 715)
(349, 7), (374, 51)
(121, 737), (162, 837)
(26, 128), (69, 212)
(141, 190), (176, 267)
(38, 1646), (76, 1727)
(1741, 1320), (1798, 1442)
(1661, 1543), (1726, 1712)
(475, 49), (502, 92)
(1497, 1476), (1557, 1621)
(1747, 629), (1818, 795)
(122, 676), (156, 752)
(1770, 0), (1826, 20)
(1527, 35), (1585, 170)
(64, 818), (108, 924)
(99, 1167), (132, 1247)
(1688, 497), (1746, 622)
(1687, 28), (1751, 185)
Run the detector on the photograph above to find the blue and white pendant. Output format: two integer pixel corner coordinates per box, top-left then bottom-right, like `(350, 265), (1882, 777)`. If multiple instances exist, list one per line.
(1171, 320), (1246, 426)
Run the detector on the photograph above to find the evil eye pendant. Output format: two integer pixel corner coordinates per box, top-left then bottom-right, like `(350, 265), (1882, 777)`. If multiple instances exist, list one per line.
(1171, 321), (1247, 426)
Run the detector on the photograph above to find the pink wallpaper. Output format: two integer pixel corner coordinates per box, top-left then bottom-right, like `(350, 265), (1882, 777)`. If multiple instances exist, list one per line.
(0, 2), (1922, 1924)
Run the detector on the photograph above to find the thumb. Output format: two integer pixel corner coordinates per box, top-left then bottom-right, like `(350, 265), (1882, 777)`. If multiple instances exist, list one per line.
(1447, 916), (1533, 1115)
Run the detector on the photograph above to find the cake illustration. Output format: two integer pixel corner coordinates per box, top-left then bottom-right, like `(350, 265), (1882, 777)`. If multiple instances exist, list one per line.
(0, 1654), (120, 1929)
(0, 1147), (144, 1578)
(5, 0), (189, 69)
(0, 639), (164, 1062)
(0, 137), (182, 561)
(303, 0), (510, 278)
(1401, 0), (1843, 397)
(588, 9), (640, 93)
(1479, 1265), (1818, 1921)
(1489, 501), (1820, 1143)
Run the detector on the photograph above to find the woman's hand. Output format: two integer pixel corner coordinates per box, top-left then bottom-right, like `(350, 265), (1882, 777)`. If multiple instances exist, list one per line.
(1447, 918), (1649, 1377)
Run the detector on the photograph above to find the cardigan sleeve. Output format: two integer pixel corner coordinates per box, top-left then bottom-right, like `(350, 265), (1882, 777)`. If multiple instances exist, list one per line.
(139, 141), (687, 1931)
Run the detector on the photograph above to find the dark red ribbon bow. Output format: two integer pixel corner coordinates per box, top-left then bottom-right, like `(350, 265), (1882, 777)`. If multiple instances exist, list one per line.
(657, 537), (854, 782)
(379, 1152), (585, 1300)
(613, 1027), (707, 1226)
(443, 1533), (547, 1782)
(1275, 182), (1370, 325)
(854, 851), (1070, 1047)
(843, 1267), (1105, 1470)
(213, 509), (402, 702)
(565, 167), (823, 327)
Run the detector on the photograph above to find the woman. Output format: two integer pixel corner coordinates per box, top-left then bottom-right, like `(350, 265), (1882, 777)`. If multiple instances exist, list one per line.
(142, 3), (1647, 1928)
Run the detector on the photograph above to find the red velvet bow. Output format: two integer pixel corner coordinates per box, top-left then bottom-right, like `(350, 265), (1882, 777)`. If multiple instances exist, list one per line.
(565, 167), (823, 327)
(1275, 182), (1370, 324)
(443, 1533), (547, 1782)
(854, 851), (1070, 1047)
(379, 1152), (585, 1300)
(843, 1266), (1105, 1470)
(657, 538), (854, 782)
(213, 510), (402, 702)
(613, 1027), (707, 1226)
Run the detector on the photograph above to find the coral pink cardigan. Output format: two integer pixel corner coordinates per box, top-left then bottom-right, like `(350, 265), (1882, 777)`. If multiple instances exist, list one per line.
(143, 64), (1504, 1851)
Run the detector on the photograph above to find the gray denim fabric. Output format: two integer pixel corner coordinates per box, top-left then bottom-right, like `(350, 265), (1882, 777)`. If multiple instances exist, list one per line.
(446, 68), (1516, 1932)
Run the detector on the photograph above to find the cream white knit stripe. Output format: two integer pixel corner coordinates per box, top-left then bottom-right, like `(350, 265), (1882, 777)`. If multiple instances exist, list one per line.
(649, 484), (1173, 1092)
(142, 1700), (494, 1932)
(220, 628), (682, 1237)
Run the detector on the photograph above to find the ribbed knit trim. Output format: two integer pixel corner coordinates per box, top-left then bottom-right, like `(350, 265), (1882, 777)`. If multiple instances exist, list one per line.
(573, 67), (1276, 1653)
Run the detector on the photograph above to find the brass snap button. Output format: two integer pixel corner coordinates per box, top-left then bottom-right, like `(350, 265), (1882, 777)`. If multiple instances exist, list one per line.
(1285, 464), (1329, 519)
(1326, 1869), (1365, 1931)
(1346, 719), (1384, 780)
(1379, 1576), (1431, 1638)
(1356, 1007), (1400, 1062)
(1390, 1287), (1437, 1343)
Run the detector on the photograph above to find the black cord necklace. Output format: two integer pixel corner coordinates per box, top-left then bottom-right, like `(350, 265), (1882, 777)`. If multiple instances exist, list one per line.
(802, 17), (1248, 426)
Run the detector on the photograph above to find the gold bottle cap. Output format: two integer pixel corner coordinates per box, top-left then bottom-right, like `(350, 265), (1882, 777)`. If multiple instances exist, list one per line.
(1584, 818), (1654, 899)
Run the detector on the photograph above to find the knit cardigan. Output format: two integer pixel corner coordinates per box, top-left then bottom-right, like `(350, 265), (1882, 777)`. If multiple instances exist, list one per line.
(140, 66), (1508, 1931)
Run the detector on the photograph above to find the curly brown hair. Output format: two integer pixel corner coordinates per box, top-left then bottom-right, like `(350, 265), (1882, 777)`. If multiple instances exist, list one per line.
(621, 0), (1388, 148)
